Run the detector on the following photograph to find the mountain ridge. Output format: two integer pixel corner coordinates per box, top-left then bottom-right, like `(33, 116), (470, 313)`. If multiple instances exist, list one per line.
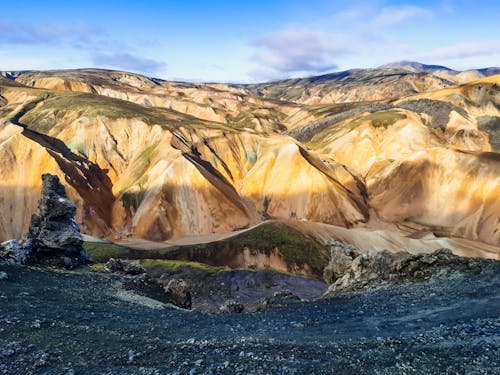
(0, 64), (498, 268)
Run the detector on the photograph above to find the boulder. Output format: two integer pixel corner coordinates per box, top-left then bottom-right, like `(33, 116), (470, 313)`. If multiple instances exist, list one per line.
(220, 300), (245, 313)
(0, 240), (29, 265)
(266, 290), (301, 305)
(163, 279), (192, 309)
(323, 240), (359, 284)
(104, 258), (146, 275)
(0, 271), (8, 281)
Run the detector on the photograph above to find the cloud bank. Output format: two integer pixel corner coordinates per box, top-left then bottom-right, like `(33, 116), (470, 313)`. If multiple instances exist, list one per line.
(91, 52), (167, 74)
(249, 4), (437, 80)
(251, 26), (351, 79)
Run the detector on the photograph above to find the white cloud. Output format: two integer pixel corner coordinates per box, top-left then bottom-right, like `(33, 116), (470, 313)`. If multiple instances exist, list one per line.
(248, 4), (438, 80)
(91, 52), (167, 74)
(251, 26), (351, 79)
(370, 5), (434, 28)
(0, 20), (104, 46)
(418, 41), (500, 60)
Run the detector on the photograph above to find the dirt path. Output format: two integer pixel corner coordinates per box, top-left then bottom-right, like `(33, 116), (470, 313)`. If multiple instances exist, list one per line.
(113, 219), (499, 260)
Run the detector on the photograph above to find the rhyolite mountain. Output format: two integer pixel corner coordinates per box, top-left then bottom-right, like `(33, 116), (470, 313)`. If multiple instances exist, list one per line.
(0, 62), (498, 275)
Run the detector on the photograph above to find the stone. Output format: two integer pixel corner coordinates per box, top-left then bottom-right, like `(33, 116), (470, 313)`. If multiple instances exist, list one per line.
(220, 300), (245, 313)
(323, 240), (360, 284)
(163, 279), (192, 309)
(266, 290), (301, 305)
(0, 240), (29, 265)
(0, 272), (8, 281)
(104, 258), (146, 275)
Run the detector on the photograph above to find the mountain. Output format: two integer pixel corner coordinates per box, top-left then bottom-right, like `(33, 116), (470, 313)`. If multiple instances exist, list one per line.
(0, 65), (499, 271)
(241, 62), (499, 105)
(241, 67), (455, 104)
(378, 60), (454, 73)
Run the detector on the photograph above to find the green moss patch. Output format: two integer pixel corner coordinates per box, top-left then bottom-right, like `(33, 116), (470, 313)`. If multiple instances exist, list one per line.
(163, 222), (329, 278)
(83, 221), (328, 279)
(308, 110), (407, 149)
(83, 242), (136, 263)
(17, 91), (231, 133)
(137, 259), (224, 276)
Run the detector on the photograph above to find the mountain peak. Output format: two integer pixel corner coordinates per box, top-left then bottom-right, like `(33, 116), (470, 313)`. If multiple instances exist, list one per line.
(378, 61), (453, 73)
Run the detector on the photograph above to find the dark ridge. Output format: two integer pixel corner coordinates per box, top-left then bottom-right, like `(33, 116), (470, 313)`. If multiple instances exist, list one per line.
(9, 99), (115, 226)
(285, 103), (393, 142)
(378, 61), (454, 72)
(477, 116), (500, 152)
(478, 67), (500, 76)
(297, 145), (369, 223)
(397, 98), (469, 128)
(202, 137), (234, 181)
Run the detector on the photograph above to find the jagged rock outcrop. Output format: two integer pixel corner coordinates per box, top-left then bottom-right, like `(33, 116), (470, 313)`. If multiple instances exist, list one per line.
(324, 240), (485, 294)
(21, 174), (92, 268)
(323, 240), (360, 284)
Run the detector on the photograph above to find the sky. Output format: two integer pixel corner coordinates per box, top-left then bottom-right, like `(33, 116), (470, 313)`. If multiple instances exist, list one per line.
(1, 0), (499, 82)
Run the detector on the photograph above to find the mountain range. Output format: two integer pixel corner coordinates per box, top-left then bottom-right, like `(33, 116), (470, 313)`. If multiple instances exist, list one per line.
(0, 61), (498, 274)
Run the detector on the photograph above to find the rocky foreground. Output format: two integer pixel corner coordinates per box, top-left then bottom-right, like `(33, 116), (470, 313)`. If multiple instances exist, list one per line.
(0, 261), (499, 374)
(0, 174), (499, 373)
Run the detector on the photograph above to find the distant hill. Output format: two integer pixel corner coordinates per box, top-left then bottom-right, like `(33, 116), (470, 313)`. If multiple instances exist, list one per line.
(241, 61), (499, 104)
(378, 60), (455, 73)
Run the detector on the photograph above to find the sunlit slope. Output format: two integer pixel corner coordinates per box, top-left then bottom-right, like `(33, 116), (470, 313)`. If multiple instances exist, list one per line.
(0, 81), (367, 242)
(0, 69), (498, 250)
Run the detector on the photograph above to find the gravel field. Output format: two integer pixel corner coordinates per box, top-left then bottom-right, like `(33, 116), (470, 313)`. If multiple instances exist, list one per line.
(0, 263), (499, 374)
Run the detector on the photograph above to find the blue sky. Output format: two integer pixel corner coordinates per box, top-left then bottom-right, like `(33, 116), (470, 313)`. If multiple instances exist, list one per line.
(1, 0), (499, 82)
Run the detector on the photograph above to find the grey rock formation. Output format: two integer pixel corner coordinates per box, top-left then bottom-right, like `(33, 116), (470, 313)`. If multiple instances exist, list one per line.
(324, 240), (485, 295)
(163, 279), (192, 310)
(22, 174), (92, 268)
(323, 240), (359, 284)
(104, 258), (146, 275)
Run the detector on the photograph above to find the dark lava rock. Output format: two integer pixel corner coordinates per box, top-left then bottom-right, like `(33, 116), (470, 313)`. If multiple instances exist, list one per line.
(104, 258), (147, 275)
(266, 289), (301, 305)
(0, 240), (29, 265)
(220, 300), (245, 313)
(20, 174), (92, 268)
(154, 267), (326, 312)
(394, 248), (483, 279)
(324, 240), (487, 295)
(163, 279), (192, 310)
(1, 263), (498, 373)
(255, 290), (302, 311)
(397, 98), (467, 128)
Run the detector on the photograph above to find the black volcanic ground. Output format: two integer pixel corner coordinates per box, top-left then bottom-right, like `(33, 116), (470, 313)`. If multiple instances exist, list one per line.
(1, 263), (499, 374)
